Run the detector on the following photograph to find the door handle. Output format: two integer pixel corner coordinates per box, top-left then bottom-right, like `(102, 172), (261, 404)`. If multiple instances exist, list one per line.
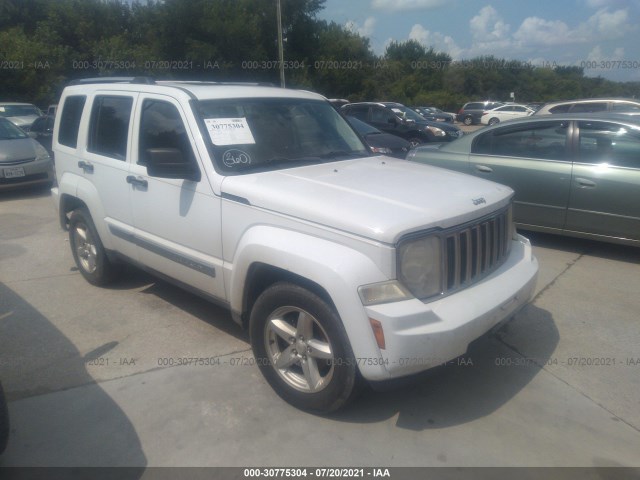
(475, 165), (493, 173)
(126, 175), (148, 188)
(77, 161), (94, 173)
(576, 178), (596, 188)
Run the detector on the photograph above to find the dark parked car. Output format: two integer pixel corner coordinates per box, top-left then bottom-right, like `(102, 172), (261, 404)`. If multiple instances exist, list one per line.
(346, 116), (411, 158)
(408, 113), (640, 246)
(413, 106), (455, 123)
(29, 114), (55, 154)
(456, 101), (504, 125)
(341, 102), (462, 146)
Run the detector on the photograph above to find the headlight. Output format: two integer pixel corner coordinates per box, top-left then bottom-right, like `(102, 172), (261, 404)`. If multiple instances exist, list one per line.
(370, 146), (392, 154)
(397, 235), (442, 299)
(425, 126), (446, 137)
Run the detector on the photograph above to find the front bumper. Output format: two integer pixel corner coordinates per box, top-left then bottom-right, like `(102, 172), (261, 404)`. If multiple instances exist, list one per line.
(358, 234), (538, 380)
(0, 158), (54, 190)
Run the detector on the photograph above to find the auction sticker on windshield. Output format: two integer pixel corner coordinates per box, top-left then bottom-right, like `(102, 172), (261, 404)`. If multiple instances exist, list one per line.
(204, 118), (256, 146)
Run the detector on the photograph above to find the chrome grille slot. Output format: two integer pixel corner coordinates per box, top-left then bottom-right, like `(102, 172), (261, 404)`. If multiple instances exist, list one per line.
(443, 207), (512, 295)
(0, 157), (36, 166)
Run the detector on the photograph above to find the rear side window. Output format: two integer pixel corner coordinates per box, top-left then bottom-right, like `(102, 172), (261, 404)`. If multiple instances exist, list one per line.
(88, 95), (133, 160)
(549, 104), (571, 114)
(473, 121), (568, 160)
(344, 105), (368, 121)
(58, 95), (86, 148)
(578, 121), (640, 168)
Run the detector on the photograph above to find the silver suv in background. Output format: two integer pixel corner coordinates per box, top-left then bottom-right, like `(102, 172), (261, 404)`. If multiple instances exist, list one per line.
(535, 98), (640, 115)
(0, 103), (43, 132)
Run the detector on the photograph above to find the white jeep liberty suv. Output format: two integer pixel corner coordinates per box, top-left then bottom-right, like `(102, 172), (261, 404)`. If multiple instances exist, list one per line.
(52, 78), (538, 412)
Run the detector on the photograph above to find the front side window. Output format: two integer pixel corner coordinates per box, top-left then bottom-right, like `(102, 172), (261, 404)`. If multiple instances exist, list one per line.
(196, 97), (368, 174)
(578, 121), (640, 168)
(58, 95), (86, 148)
(88, 95), (133, 160)
(138, 100), (195, 167)
(473, 121), (568, 160)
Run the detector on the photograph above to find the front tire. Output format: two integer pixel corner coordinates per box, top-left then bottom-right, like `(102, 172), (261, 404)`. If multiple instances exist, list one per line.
(69, 208), (121, 286)
(250, 282), (359, 413)
(408, 137), (423, 148)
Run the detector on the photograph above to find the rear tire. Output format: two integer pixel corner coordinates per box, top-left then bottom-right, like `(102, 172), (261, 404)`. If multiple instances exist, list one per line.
(463, 116), (473, 126)
(250, 282), (360, 413)
(488, 117), (499, 125)
(69, 207), (121, 286)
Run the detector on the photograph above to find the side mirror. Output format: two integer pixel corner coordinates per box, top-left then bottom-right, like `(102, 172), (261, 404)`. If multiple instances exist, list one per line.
(145, 148), (200, 181)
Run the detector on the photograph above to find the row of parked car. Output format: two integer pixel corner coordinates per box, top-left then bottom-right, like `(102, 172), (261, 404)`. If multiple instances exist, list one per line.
(457, 97), (640, 125)
(329, 97), (639, 247)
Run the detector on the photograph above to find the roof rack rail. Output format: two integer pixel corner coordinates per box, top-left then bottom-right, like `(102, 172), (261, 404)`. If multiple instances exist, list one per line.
(159, 80), (278, 87)
(68, 76), (156, 86)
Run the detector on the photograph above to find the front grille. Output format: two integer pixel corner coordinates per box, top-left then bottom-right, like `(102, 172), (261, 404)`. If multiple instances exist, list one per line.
(0, 157), (36, 166)
(443, 206), (512, 293)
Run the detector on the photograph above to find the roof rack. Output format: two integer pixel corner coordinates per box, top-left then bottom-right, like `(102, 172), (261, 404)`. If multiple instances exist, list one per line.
(67, 77), (279, 88)
(68, 76), (156, 86)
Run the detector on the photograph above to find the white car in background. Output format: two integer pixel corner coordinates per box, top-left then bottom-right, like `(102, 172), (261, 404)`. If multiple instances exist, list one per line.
(481, 104), (535, 125)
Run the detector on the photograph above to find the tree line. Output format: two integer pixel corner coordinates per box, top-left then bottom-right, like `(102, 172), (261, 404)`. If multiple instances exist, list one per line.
(1, 0), (638, 111)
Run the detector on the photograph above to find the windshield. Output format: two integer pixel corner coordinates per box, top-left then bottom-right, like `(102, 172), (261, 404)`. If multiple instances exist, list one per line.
(390, 105), (424, 122)
(0, 104), (41, 117)
(0, 118), (28, 139)
(197, 97), (368, 173)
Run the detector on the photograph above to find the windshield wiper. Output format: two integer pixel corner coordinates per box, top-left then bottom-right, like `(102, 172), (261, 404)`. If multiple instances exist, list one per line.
(319, 150), (369, 159)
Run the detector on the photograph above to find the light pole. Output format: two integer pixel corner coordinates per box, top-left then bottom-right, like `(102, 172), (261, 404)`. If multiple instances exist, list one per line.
(276, 0), (285, 87)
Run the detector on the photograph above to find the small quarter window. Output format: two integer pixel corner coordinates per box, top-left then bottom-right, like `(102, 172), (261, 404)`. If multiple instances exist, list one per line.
(58, 95), (86, 148)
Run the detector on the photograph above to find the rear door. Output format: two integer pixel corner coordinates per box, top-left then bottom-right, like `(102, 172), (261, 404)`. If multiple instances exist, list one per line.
(470, 120), (573, 229)
(81, 92), (139, 260)
(565, 120), (640, 241)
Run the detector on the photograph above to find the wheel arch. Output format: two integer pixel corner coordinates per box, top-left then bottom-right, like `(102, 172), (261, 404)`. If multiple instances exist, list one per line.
(227, 225), (389, 368)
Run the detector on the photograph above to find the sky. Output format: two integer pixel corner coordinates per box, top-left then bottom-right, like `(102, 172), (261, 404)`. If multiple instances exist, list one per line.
(317, 0), (640, 82)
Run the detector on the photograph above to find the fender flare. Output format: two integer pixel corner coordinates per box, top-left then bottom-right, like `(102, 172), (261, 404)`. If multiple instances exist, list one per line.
(228, 225), (390, 363)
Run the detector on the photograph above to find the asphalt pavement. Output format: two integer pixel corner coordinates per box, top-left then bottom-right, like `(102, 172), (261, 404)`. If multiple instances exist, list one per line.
(0, 185), (639, 469)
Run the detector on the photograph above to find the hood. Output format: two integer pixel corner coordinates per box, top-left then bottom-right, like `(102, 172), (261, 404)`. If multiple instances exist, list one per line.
(221, 157), (513, 244)
(7, 115), (39, 128)
(0, 138), (44, 163)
